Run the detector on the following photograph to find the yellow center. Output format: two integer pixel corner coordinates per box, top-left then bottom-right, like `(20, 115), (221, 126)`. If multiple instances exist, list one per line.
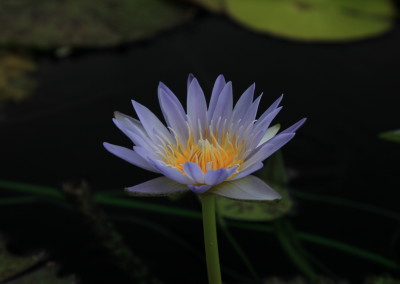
(162, 130), (244, 174)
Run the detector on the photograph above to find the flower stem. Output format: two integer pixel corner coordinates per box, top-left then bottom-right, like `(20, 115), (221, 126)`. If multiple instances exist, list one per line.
(200, 193), (222, 284)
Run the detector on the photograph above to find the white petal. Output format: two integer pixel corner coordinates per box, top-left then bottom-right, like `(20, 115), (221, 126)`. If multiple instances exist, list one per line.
(187, 78), (207, 140)
(211, 82), (233, 124)
(126, 177), (188, 196)
(158, 84), (188, 142)
(211, 175), (281, 201)
(257, 95), (283, 122)
(204, 166), (237, 186)
(103, 143), (159, 173)
(154, 161), (196, 185)
(132, 100), (173, 143)
(243, 133), (295, 168)
(230, 162), (263, 180)
(208, 75), (226, 118)
(183, 162), (205, 184)
(236, 94), (262, 137)
(112, 114), (154, 151)
(232, 83), (255, 123)
(250, 107), (282, 148)
(258, 124), (281, 146)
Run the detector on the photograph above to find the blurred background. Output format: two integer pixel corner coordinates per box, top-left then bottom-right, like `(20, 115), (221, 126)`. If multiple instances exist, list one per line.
(0, 0), (400, 283)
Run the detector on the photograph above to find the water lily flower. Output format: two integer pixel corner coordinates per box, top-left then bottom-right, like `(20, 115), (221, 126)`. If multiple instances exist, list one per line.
(104, 74), (305, 201)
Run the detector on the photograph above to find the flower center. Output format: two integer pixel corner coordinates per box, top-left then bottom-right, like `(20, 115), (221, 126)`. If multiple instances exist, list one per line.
(162, 130), (245, 174)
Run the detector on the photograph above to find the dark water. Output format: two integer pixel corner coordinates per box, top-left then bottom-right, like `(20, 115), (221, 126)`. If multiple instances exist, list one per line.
(0, 13), (400, 283)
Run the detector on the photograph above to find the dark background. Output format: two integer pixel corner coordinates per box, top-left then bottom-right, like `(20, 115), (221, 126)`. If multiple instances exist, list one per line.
(0, 10), (400, 284)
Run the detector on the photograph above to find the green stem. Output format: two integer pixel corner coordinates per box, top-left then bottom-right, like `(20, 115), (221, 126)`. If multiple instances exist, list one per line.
(200, 194), (222, 284)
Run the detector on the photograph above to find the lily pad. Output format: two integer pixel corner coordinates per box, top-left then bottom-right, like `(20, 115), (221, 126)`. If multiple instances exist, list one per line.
(379, 129), (400, 143)
(0, 0), (194, 48)
(0, 53), (36, 104)
(188, 0), (395, 42)
(216, 185), (293, 221)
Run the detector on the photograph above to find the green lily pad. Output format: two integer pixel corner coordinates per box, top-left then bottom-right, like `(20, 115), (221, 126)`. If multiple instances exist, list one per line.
(0, 0), (194, 48)
(216, 185), (293, 221)
(188, 0), (394, 42)
(0, 53), (36, 105)
(0, 234), (45, 282)
(4, 263), (77, 284)
(379, 129), (400, 143)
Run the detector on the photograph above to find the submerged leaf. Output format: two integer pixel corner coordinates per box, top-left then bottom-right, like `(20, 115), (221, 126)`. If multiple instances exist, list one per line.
(0, 0), (194, 48)
(216, 186), (292, 221)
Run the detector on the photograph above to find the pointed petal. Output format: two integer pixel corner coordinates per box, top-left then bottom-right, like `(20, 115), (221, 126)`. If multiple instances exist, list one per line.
(133, 146), (161, 163)
(103, 142), (159, 173)
(112, 118), (146, 147)
(212, 175), (281, 201)
(187, 73), (195, 90)
(238, 94), (262, 130)
(158, 82), (186, 122)
(244, 133), (295, 168)
(154, 161), (195, 185)
(113, 113), (154, 151)
(158, 87), (188, 141)
(205, 166), (237, 185)
(187, 78), (207, 140)
(188, 184), (212, 194)
(208, 75), (226, 118)
(211, 82), (233, 123)
(230, 162), (263, 180)
(232, 83), (255, 123)
(280, 118), (307, 134)
(132, 100), (173, 143)
(158, 82), (186, 115)
(126, 177), (188, 196)
(114, 111), (142, 128)
(258, 124), (281, 146)
(183, 162), (205, 184)
(250, 107), (282, 148)
(257, 95), (283, 122)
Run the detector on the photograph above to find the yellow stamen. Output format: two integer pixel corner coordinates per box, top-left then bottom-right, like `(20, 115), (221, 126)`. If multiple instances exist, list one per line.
(162, 129), (244, 174)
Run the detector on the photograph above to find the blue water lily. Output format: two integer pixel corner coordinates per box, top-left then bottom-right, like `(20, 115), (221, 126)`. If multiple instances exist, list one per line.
(104, 74), (305, 201)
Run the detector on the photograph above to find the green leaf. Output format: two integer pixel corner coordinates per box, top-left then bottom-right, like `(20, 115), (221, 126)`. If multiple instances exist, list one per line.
(216, 186), (293, 221)
(379, 129), (400, 143)
(0, 0), (194, 48)
(195, 0), (395, 42)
